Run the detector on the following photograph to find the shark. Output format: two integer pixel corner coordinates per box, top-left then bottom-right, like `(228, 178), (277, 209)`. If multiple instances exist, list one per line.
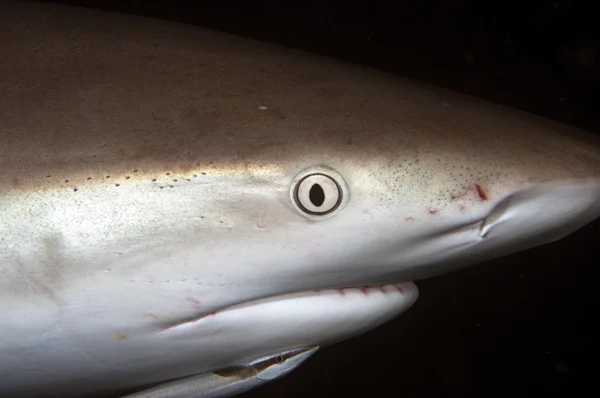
(0, 1), (599, 397)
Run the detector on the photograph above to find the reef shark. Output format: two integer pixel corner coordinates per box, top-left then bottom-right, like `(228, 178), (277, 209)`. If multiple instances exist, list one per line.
(0, 1), (599, 397)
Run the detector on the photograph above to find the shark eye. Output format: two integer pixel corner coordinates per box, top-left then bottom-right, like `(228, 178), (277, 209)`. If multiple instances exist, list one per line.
(291, 166), (349, 219)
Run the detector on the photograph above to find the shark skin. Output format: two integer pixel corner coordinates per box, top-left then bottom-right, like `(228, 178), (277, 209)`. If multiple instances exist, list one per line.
(0, 1), (599, 397)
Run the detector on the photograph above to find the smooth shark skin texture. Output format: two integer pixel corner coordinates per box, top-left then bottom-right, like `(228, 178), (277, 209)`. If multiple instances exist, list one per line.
(0, 1), (599, 397)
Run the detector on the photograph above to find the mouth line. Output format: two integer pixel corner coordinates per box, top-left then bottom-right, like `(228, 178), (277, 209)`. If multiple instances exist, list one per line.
(159, 283), (407, 333)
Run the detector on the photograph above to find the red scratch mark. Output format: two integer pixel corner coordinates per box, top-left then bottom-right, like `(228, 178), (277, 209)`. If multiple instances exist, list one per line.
(428, 209), (439, 215)
(396, 285), (404, 294)
(360, 287), (369, 295)
(405, 217), (414, 222)
(186, 297), (201, 307)
(460, 206), (466, 213)
(475, 184), (488, 201)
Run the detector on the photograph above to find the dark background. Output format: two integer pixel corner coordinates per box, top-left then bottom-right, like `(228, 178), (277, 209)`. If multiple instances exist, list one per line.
(38, 1), (599, 397)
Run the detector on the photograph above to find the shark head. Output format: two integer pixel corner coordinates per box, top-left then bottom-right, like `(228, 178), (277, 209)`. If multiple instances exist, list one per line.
(0, 2), (599, 397)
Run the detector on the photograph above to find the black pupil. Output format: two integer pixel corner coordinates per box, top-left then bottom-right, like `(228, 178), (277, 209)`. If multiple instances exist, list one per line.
(309, 183), (325, 207)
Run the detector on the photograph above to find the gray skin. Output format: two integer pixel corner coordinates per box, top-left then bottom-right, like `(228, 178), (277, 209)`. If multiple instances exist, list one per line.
(0, 2), (599, 398)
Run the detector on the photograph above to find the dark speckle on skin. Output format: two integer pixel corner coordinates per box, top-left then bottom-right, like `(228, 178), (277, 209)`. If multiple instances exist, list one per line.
(115, 333), (128, 341)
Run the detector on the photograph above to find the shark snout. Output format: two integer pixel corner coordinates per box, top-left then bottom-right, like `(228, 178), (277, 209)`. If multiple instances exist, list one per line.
(478, 178), (600, 250)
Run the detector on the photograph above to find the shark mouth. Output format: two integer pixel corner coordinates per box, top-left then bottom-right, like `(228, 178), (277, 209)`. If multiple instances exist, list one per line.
(159, 283), (415, 334)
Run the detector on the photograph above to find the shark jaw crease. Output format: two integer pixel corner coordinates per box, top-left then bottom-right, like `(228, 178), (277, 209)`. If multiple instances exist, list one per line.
(158, 283), (413, 335)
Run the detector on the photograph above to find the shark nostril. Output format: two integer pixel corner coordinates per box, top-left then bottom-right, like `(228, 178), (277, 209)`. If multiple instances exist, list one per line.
(478, 196), (512, 239)
(479, 220), (491, 238)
